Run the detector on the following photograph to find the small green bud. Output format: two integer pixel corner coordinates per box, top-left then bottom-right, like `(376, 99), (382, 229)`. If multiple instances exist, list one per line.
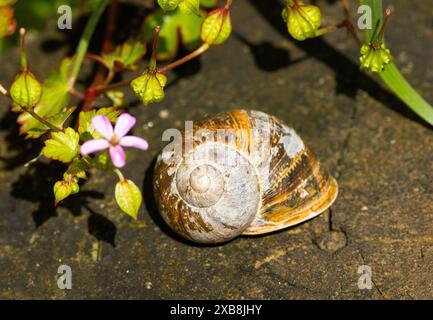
(200, 8), (232, 45)
(10, 70), (42, 108)
(157, 0), (181, 11)
(54, 175), (80, 205)
(283, 1), (321, 41)
(360, 43), (392, 73)
(115, 179), (142, 220)
(54, 181), (72, 206)
(71, 179), (79, 194)
(130, 70), (167, 106)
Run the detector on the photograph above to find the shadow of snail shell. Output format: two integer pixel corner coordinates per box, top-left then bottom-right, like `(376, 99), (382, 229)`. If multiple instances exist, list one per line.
(153, 110), (338, 244)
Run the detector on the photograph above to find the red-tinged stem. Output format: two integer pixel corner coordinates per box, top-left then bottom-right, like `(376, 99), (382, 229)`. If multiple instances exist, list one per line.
(375, 8), (391, 44)
(158, 43), (210, 74)
(149, 26), (161, 71)
(97, 78), (131, 92)
(97, 42), (211, 93)
(86, 53), (106, 65)
(341, 0), (349, 20)
(336, 0), (362, 46)
(69, 87), (85, 99)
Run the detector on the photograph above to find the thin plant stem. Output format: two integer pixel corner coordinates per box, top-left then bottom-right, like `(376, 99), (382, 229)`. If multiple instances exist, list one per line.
(97, 42), (211, 92)
(19, 28), (28, 69)
(0, 87), (61, 132)
(21, 107), (62, 132)
(114, 168), (125, 181)
(149, 26), (161, 71)
(68, 0), (109, 89)
(82, 0), (119, 112)
(97, 78), (131, 92)
(158, 43), (210, 74)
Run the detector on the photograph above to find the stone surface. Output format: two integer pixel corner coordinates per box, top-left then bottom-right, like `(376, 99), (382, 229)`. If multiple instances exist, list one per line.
(0, 0), (432, 299)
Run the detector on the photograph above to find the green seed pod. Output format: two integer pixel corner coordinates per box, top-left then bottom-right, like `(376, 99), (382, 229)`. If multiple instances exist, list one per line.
(54, 181), (72, 206)
(157, 0), (181, 11)
(360, 43), (393, 73)
(200, 8), (232, 45)
(10, 69), (42, 108)
(283, 1), (321, 41)
(130, 70), (167, 106)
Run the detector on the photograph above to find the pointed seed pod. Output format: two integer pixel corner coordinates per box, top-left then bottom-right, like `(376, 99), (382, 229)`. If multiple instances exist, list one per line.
(10, 69), (43, 108)
(130, 70), (167, 106)
(282, 0), (321, 41)
(200, 7), (232, 45)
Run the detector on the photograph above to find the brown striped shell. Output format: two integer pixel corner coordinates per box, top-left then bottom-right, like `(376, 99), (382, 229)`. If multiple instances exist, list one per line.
(153, 110), (338, 244)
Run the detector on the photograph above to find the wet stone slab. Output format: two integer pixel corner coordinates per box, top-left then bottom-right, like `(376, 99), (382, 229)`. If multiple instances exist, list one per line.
(0, 1), (432, 299)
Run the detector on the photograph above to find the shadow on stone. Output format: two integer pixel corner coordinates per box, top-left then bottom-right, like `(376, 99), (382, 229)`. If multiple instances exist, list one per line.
(88, 211), (117, 247)
(234, 31), (308, 72)
(0, 111), (44, 170)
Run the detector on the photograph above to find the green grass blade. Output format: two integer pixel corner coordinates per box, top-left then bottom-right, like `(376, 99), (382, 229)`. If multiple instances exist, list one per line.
(361, 0), (433, 125)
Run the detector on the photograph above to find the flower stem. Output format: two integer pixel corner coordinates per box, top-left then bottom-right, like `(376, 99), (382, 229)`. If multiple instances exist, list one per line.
(158, 43), (210, 74)
(19, 28), (28, 69)
(149, 26), (161, 71)
(97, 42), (211, 92)
(114, 168), (125, 181)
(0, 85), (61, 132)
(68, 0), (109, 89)
(21, 107), (62, 132)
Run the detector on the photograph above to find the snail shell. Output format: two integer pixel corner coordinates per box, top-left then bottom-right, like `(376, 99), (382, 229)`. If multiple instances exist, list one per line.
(153, 110), (338, 244)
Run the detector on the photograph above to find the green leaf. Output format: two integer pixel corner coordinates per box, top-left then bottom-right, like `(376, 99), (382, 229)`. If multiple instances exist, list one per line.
(360, 0), (433, 125)
(78, 107), (120, 140)
(42, 128), (80, 163)
(17, 57), (72, 138)
(115, 179), (142, 220)
(101, 40), (146, 71)
(143, 8), (205, 60)
(105, 90), (125, 108)
(65, 158), (88, 180)
(380, 64), (433, 126)
(95, 149), (113, 170)
(25, 106), (77, 137)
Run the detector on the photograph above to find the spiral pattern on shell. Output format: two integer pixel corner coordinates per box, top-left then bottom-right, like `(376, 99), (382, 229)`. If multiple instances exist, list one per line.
(153, 110), (338, 244)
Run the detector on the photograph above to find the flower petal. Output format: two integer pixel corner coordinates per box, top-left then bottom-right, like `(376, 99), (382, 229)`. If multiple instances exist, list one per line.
(80, 139), (109, 155)
(119, 136), (149, 150)
(92, 115), (114, 140)
(109, 145), (126, 168)
(114, 113), (136, 138)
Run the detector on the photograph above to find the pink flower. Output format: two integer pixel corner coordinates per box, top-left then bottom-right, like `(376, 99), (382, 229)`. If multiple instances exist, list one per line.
(81, 113), (148, 168)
